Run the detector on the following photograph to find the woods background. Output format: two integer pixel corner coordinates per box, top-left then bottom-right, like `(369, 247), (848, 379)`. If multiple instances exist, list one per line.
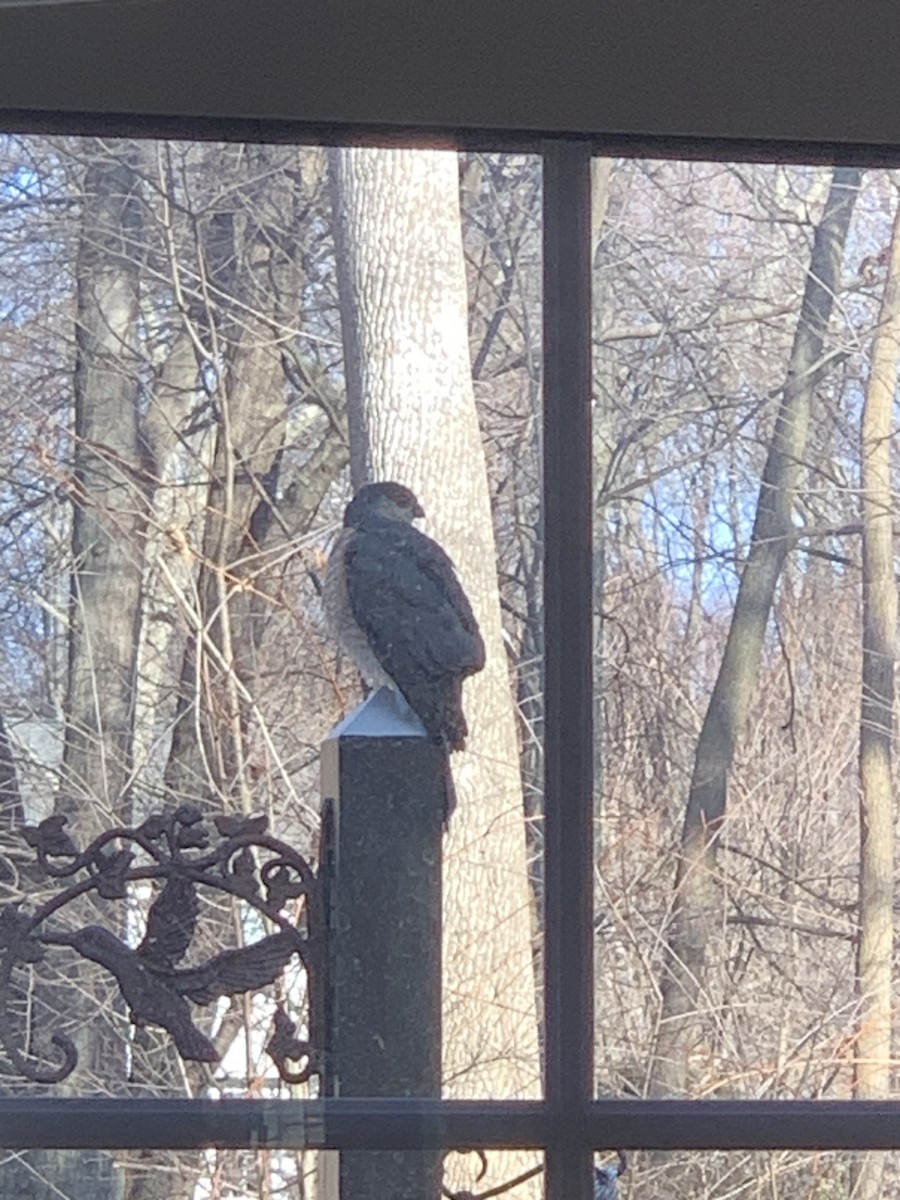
(0, 139), (897, 1200)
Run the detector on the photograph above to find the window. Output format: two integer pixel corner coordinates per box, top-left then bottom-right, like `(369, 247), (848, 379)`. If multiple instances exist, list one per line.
(1, 116), (899, 1200)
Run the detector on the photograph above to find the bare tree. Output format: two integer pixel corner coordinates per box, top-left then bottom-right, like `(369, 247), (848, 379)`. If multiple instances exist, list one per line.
(849, 190), (900, 1200)
(0, 136), (342, 1200)
(63, 144), (147, 837)
(653, 166), (863, 1097)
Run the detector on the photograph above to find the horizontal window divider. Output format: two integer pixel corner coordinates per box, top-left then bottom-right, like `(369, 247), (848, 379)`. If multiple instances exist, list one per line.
(3, 1098), (900, 1152)
(0, 1098), (546, 1151)
(587, 1100), (900, 1151)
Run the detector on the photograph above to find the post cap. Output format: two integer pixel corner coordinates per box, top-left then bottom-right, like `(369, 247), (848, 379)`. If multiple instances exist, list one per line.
(325, 687), (428, 742)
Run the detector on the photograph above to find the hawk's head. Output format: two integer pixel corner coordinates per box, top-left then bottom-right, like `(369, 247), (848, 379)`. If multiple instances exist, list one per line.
(344, 482), (426, 528)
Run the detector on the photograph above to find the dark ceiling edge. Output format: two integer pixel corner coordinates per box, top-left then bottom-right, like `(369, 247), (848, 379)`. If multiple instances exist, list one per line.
(4, 108), (900, 167)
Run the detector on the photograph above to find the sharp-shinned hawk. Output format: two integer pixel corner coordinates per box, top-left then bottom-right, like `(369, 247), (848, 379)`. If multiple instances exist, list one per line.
(323, 481), (485, 823)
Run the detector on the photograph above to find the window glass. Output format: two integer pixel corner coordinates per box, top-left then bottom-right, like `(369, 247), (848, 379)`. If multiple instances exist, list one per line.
(593, 161), (883, 1103)
(0, 135), (544, 1194)
(613, 1149), (895, 1199)
(0, 1147), (317, 1199)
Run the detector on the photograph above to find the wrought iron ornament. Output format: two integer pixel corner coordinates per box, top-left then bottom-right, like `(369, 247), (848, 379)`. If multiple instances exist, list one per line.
(441, 1150), (627, 1200)
(0, 806), (322, 1085)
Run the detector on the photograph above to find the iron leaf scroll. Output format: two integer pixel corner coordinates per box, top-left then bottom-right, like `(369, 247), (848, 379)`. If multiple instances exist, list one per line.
(0, 806), (322, 1085)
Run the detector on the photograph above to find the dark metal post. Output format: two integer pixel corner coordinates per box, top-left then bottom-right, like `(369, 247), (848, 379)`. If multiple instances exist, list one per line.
(320, 687), (444, 1200)
(542, 139), (595, 1200)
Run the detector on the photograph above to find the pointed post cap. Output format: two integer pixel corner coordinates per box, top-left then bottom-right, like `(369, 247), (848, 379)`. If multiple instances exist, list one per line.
(325, 686), (428, 742)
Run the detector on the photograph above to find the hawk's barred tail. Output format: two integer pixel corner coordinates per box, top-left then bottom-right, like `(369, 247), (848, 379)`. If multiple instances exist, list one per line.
(440, 679), (468, 752)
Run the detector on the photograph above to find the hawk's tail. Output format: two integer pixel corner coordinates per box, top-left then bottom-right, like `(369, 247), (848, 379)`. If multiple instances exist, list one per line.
(441, 679), (468, 753)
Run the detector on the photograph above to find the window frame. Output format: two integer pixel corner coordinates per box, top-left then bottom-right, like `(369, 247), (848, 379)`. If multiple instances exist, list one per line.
(3, 123), (900, 1200)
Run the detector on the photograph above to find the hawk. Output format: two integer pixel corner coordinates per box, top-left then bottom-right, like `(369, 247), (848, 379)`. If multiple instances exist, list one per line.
(323, 481), (485, 823)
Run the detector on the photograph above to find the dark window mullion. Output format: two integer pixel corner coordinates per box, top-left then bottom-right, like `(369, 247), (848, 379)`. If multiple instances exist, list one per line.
(542, 139), (595, 1200)
(14, 1096), (900, 1151)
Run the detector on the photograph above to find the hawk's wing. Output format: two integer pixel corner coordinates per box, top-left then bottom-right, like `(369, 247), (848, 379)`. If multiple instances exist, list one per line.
(344, 519), (485, 747)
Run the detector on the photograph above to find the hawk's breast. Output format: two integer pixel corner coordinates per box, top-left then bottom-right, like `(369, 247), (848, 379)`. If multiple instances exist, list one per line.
(323, 527), (397, 691)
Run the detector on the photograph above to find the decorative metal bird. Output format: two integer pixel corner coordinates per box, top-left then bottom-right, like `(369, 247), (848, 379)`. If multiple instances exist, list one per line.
(323, 481), (486, 822)
(49, 924), (220, 1062)
(47, 875), (301, 1063)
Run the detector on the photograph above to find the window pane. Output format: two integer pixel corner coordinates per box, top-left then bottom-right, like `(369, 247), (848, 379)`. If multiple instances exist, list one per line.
(0, 1146), (317, 1199)
(0, 135), (542, 1192)
(619, 1150), (892, 1199)
(593, 160), (884, 1101)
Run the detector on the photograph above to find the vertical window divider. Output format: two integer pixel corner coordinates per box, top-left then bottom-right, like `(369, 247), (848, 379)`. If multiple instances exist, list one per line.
(541, 138), (596, 1200)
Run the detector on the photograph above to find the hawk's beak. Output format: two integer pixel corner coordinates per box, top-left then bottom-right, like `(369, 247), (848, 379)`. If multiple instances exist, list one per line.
(413, 500), (426, 519)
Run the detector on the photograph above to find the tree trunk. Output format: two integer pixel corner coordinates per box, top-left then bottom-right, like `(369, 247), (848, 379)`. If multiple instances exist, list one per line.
(2, 140), (148, 1200)
(66, 144), (147, 1200)
(330, 146), (540, 1192)
(849, 195), (900, 1200)
(160, 149), (332, 809)
(162, 196), (288, 808)
(653, 166), (862, 1096)
(63, 146), (147, 835)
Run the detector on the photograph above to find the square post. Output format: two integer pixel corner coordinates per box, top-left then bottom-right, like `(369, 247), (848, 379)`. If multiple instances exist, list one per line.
(320, 688), (444, 1200)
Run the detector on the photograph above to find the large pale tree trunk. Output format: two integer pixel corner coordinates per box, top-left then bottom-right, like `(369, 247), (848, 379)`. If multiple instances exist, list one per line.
(330, 146), (540, 1192)
(849, 195), (900, 1200)
(653, 167), (862, 1096)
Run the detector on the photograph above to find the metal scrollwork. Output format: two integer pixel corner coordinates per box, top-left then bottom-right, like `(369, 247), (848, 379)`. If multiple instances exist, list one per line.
(442, 1150), (627, 1200)
(0, 805), (322, 1085)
